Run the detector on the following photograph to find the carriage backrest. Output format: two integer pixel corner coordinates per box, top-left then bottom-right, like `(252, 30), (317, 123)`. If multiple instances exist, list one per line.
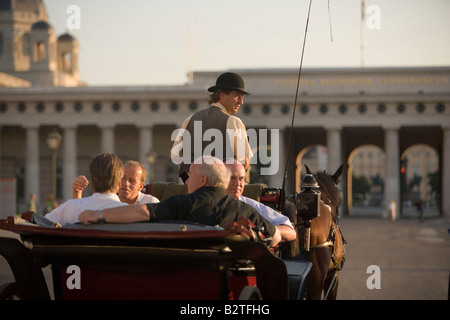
(144, 182), (267, 202)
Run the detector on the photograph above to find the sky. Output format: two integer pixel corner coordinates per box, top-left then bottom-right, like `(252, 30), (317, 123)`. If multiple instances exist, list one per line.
(44, 0), (450, 86)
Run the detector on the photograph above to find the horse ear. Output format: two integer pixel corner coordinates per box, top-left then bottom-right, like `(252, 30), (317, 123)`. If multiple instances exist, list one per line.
(305, 164), (312, 174)
(331, 164), (344, 183)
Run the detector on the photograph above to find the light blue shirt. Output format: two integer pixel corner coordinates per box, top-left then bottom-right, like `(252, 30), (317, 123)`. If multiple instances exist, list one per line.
(239, 195), (294, 229)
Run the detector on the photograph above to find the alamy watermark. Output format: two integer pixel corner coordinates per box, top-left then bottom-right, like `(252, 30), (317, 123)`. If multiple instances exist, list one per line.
(366, 5), (381, 30)
(171, 121), (279, 176)
(65, 264), (382, 291)
(66, 5), (81, 30)
(366, 265), (381, 289)
(66, 264), (81, 289)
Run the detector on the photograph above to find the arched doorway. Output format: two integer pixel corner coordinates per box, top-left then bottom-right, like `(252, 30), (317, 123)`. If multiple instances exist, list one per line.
(400, 144), (440, 218)
(348, 145), (385, 216)
(295, 145), (328, 193)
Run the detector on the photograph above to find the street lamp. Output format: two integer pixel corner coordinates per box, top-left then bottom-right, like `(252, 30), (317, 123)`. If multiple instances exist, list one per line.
(47, 130), (62, 200)
(146, 150), (158, 183)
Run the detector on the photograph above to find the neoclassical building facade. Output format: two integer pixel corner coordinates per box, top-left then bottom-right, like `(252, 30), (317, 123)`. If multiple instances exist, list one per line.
(1, 67), (449, 218)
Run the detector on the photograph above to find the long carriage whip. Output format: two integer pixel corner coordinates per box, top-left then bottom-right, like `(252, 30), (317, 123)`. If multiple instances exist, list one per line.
(280, 0), (313, 207)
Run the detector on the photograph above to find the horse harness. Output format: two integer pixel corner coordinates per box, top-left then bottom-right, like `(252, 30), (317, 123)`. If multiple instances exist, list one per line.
(297, 207), (346, 272)
(295, 207), (347, 299)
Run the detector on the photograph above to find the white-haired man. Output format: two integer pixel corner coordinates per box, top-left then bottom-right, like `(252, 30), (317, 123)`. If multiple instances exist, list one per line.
(225, 160), (296, 242)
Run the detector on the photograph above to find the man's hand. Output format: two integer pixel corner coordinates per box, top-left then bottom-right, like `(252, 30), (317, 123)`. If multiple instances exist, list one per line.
(78, 210), (99, 225)
(270, 227), (282, 248)
(72, 175), (89, 199)
(277, 225), (297, 242)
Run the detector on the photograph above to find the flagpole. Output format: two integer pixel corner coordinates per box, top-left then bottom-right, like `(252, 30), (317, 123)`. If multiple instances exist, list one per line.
(188, 8), (194, 84)
(360, 0), (365, 67)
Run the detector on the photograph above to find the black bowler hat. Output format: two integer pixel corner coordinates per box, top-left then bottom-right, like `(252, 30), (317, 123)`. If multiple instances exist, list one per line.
(207, 72), (250, 95)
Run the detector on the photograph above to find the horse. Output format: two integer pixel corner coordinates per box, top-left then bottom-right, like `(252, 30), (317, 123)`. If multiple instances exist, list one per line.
(282, 164), (346, 300)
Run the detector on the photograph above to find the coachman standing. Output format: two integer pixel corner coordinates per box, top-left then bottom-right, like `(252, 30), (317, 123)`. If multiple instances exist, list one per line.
(171, 72), (254, 182)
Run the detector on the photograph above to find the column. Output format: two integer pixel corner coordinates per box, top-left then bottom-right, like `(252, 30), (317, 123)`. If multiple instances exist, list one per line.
(25, 125), (40, 203)
(100, 125), (115, 153)
(384, 126), (400, 216)
(327, 126), (345, 214)
(442, 126), (450, 218)
(268, 128), (285, 190)
(138, 126), (153, 183)
(0, 125), (1, 177)
(62, 126), (77, 201)
(326, 127), (342, 173)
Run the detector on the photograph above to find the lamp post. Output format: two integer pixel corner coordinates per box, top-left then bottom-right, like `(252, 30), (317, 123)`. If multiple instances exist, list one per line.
(47, 130), (62, 200)
(146, 150), (158, 183)
(295, 174), (321, 257)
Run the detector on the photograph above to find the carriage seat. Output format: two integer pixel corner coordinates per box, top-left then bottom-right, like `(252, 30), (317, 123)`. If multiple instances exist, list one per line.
(144, 182), (267, 202)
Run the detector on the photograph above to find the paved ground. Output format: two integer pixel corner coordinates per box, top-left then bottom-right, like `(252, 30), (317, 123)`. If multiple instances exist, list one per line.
(1, 215), (449, 300)
(337, 216), (449, 300)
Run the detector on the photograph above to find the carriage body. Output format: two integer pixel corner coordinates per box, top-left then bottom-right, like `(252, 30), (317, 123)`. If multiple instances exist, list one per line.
(0, 214), (310, 300)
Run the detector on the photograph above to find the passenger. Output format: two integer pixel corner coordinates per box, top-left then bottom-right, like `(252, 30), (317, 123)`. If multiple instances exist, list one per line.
(78, 156), (281, 247)
(225, 160), (296, 242)
(171, 72), (253, 183)
(45, 152), (127, 225)
(72, 160), (159, 204)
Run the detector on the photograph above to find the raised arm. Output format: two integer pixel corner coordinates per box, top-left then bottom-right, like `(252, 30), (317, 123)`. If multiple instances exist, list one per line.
(72, 175), (89, 199)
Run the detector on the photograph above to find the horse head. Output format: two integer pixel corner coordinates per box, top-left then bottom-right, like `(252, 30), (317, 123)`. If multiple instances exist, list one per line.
(305, 164), (344, 217)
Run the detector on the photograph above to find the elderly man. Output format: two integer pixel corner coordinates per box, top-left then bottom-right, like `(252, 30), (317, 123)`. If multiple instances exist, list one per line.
(225, 160), (296, 242)
(79, 156), (281, 247)
(72, 160), (159, 204)
(171, 72), (253, 182)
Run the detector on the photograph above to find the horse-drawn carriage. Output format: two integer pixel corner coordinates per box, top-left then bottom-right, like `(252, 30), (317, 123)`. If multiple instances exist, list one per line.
(0, 167), (344, 300)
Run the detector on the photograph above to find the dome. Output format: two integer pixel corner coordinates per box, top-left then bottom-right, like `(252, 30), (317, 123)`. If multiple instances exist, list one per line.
(1, 0), (47, 19)
(58, 33), (77, 43)
(31, 20), (53, 31)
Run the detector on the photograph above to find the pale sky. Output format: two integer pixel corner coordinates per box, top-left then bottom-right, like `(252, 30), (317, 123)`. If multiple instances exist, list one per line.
(44, 0), (450, 86)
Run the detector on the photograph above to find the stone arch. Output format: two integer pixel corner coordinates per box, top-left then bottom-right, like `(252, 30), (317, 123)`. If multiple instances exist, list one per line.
(295, 144), (328, 193)
(347, 144), (385, 216)
(400, 143), (440, 217)
(59, 52), (72, 72)
(33, 41), (46, 62)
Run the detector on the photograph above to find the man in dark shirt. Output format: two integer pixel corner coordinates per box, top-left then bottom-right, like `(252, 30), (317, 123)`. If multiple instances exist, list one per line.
(147, 186), (274, 231)
(78, 156), (281, 247)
